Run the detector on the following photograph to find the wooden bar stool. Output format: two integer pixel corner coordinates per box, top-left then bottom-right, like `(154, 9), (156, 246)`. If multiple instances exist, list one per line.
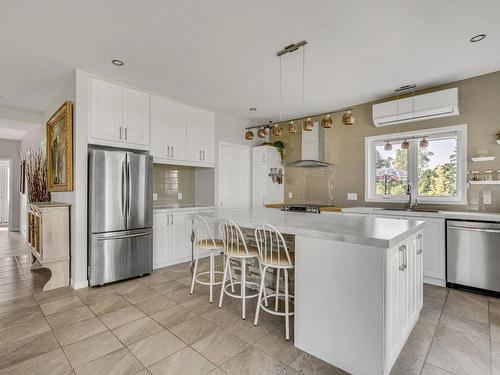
(190, 214), (233, 303)
(254, 223), (294, 340)
(218, 219), (266, 320)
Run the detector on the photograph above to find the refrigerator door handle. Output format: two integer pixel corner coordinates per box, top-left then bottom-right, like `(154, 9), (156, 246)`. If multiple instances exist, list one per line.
(97, 232), (150, 241)
(127, 158), (132, 217)
(121, 161), (126, 217)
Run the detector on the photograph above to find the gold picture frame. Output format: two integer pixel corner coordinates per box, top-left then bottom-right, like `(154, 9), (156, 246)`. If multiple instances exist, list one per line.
(47, 101), (73, 192)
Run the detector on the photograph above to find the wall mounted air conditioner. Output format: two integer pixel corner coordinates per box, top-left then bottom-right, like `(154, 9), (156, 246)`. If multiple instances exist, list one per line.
(372, 87), (459, 127)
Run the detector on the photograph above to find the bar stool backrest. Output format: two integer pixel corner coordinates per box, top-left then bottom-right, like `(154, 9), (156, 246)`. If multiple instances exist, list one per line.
(220, 219), (249, 256)
(254, 223), (292, 267)
(192, 215), (217, 248)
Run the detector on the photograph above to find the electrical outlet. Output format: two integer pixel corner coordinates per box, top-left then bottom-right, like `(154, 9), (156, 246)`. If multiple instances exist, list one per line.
(347, 193), (358, 201)
(178, 192), (183, 200)
(483, 191), (492, 205)
(288, 192), (293, 199)
(153, 193), (158, 201)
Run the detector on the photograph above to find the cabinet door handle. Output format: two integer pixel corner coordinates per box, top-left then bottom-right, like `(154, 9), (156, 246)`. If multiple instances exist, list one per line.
(203, 150), (205, 160)
(167, 146), (170, 158)
(171, 214), (174, 225)
(171, 146), (174, 158)
(119, 126), (122, 139)
(166, 214), (170, 226)
(124, 127), (128, 140)
(199, 150), (202, 160)
(417, 234), (423, 255)
(399, 245), (406, 271)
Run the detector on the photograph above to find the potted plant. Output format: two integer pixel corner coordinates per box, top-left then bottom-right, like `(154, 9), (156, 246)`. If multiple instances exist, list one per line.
(273, 140), (285, 164)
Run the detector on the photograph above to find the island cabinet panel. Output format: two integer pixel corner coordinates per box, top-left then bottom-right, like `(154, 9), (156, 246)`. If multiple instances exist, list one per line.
(294, 231), (423, 375)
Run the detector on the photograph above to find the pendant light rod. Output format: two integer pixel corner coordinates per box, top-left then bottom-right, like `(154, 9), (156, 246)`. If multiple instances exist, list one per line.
(276, 40), (308, 56)
(245, 107), (356, 130)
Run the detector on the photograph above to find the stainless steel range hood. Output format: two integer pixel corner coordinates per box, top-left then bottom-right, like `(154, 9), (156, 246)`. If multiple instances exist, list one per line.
(287, 122), (334, 168)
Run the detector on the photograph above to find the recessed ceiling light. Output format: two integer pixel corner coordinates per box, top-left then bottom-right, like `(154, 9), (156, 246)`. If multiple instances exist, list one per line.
(470, 34), (486, 43)
(111, 59), (124, 66)
(249, 107), (257, 111)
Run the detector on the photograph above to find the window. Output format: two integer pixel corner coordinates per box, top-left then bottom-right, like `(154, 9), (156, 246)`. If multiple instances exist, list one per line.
(365, 125), (467, 204)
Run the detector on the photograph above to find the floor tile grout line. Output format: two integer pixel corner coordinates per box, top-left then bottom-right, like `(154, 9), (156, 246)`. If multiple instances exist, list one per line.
(419, 287), (450, 375)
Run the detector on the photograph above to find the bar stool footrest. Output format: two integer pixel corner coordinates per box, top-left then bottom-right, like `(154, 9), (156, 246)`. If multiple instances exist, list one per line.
(224, 281), (260, 299)
(194, 270), (224, 286)
(260, 293), (295, 317)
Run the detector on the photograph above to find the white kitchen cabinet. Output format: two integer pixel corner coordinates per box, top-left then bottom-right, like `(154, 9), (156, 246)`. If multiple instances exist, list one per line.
(151, 94), (215, 167)
(151, 95), (187, 161)
(384, 232), (423, 373)
(89, 78), (150, 150)
(369, 212), (445, 286)
(153, 209), (215, 269)
(122, 87), (150, 147)
(251, 146), (284, 207)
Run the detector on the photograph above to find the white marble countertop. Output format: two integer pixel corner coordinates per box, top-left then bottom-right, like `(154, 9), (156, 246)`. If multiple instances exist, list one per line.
(342, 206), (500, 222)
(153, 204), (214, 212)
(196, 208), (425, 248)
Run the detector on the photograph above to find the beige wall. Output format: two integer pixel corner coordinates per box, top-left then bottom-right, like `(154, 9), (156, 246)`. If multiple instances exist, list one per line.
(271, 71), (500, 211)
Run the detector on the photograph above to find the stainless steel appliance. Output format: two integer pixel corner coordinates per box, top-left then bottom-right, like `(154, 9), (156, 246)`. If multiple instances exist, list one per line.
(88, 148), (153, 286)
(447, 220), (500, 294)
(281, 204), (323, 214)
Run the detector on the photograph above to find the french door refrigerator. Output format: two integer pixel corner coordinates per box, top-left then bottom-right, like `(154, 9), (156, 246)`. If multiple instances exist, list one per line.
(88, 148), (153, 286)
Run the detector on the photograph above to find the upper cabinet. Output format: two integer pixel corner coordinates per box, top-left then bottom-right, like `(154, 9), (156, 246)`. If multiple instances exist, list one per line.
(90, 78), (150, 150)
(151, 94), (215, 167)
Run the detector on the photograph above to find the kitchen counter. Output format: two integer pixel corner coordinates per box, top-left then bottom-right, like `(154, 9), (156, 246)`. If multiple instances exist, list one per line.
(343, 206), (500, 221)
(198, 207), (424, 248)
(196, 207), (424, 374)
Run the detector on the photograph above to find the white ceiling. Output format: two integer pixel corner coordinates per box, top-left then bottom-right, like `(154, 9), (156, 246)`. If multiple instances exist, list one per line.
(0, 118), (40, 140)
(1, 0), (499, 124)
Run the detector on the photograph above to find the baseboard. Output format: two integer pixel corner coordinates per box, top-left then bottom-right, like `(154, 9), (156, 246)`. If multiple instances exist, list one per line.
(423, 276), (446, 287)
(153, 249), (216, 270)
(72, 279), (89, 290)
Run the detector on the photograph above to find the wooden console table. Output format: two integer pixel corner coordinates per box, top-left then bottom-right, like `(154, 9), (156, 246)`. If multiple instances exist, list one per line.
(27, 202), (70, 291)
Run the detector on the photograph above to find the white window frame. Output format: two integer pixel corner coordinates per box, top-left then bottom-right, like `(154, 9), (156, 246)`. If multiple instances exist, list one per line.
(365, 124), (467, 205)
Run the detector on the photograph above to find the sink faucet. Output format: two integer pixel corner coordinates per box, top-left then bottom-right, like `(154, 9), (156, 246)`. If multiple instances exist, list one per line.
(406, 183), (417, 210)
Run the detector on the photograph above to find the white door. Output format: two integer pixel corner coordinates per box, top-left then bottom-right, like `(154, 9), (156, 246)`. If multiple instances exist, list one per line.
(90, 78), (123, 142)
(218, 142), (250, 208)
(0, 161), (9, 224)
(153, 213), (167, 268)
(123, 87), (150, 147)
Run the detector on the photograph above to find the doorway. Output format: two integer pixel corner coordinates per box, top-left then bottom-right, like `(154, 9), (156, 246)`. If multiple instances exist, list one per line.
(0, 160), (10, 225)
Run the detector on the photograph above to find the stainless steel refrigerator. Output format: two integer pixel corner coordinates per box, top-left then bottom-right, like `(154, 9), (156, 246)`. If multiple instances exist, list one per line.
(88, 148), (153, 286)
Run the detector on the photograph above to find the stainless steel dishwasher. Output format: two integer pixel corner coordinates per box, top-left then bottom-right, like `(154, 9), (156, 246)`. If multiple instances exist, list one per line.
(447, 220), (500, 294)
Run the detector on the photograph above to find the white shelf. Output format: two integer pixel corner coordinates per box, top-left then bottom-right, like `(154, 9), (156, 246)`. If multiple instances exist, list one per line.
(470, 156), (495, 162)
(469, 180), (500, 185)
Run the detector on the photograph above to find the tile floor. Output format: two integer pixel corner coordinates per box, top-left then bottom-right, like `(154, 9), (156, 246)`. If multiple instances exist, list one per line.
(0, 230), (498, 375)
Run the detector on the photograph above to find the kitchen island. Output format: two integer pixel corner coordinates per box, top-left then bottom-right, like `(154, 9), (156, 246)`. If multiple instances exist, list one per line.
(196, 208), (425, 375)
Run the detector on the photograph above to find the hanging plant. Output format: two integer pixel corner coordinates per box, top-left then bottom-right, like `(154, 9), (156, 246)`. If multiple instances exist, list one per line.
(273, 141), (285, 163)
(23, 149), (51, 203)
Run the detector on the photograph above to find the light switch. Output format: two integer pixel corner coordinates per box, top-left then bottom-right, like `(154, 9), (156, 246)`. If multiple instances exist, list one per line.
(288, 192), (293, 199)
(178, 192), (183, 200)
(483, 191), (492, 205)
(347, 193), (358, 201)
(153, 193), (158, 201)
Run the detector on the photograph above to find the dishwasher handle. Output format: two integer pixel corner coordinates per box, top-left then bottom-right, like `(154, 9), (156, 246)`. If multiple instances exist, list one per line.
(448, 226), (500, 234)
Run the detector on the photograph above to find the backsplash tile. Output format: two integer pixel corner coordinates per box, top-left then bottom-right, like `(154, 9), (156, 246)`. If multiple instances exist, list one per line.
(153, 164), (195, 205)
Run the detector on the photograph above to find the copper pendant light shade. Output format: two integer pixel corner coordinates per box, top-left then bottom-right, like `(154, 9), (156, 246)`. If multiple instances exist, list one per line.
(384, 142), (393, 151)
(245, 130), (254, 140)
(419, 137), (429, 148)
(321, 114), (333, 128)
(271, 124), (282, 137)
(288, 121), (297, 134)
(257, 127), (267, 138)
(342, 110), (355, 126)
(303, 117), (314, 131)
(401, 139), (410, 150)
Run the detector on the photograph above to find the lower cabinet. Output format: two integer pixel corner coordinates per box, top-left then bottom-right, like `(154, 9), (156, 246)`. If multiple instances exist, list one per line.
(384, 232), (423, 373)
(153, 209), (214, 269)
